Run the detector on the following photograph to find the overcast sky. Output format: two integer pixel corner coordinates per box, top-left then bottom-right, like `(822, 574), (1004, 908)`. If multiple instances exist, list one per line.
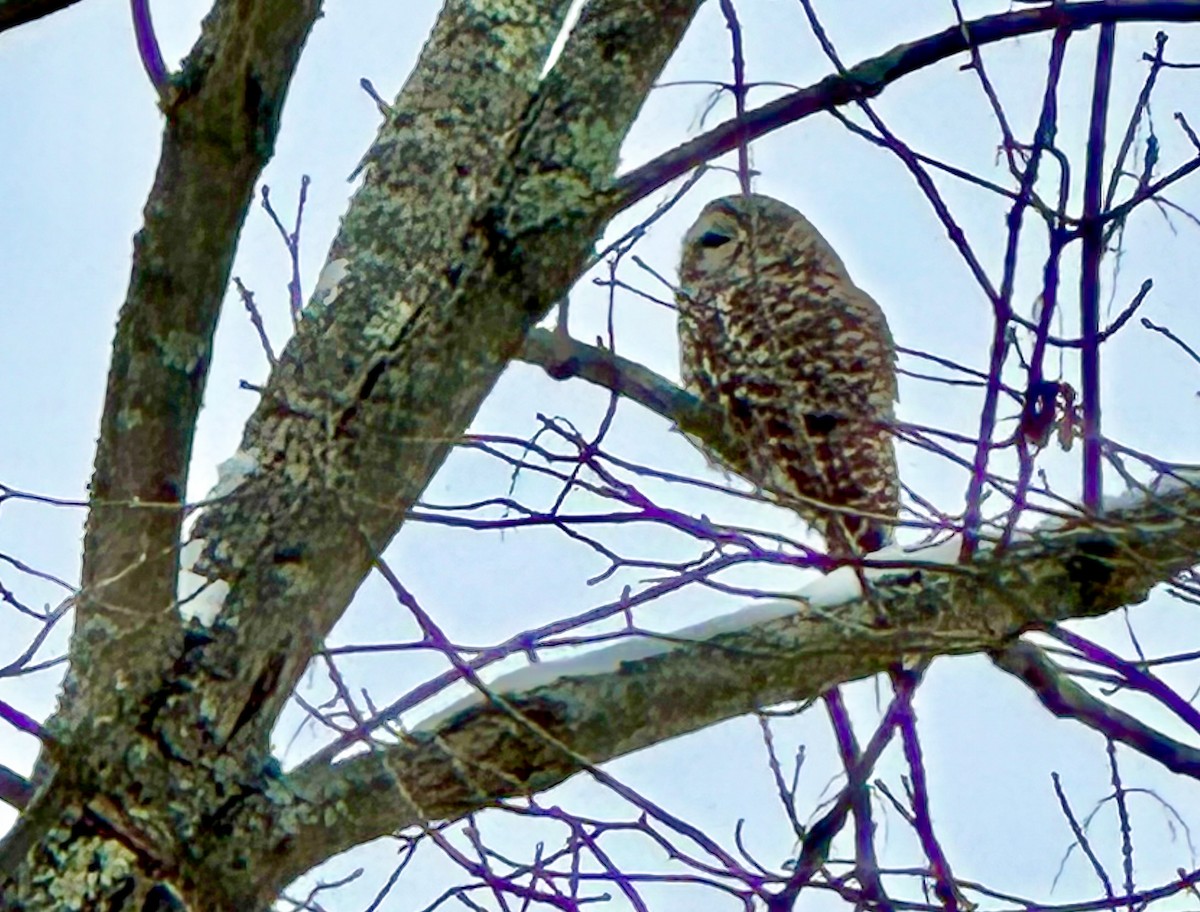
(5, 2), (1200, 909)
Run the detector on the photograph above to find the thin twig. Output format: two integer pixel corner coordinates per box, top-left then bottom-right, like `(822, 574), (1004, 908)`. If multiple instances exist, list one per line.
(717, 0), (752, 196)
(130, 0), (168, 97)
(232, 277), (277, 365)
(1079, 23), (1117, 511)
(1051, 770), (1116, 899)
(1142, 316), (1200, 365)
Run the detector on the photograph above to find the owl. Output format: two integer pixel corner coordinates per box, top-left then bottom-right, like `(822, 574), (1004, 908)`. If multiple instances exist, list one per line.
(676, 194), (899, 557)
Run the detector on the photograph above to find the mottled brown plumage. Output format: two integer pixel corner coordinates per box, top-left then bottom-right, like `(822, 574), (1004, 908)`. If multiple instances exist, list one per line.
(676, 194), (898, 556)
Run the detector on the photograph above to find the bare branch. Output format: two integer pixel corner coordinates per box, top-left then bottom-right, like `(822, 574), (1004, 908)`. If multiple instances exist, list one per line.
(1080, 23), (1117, 510)
(0, 765), (32, 812)
(994, 640), (1200, 777)
(612, 1), (1200, 212)
(520, 326), (743, 471)
(131, 0), (168, 96)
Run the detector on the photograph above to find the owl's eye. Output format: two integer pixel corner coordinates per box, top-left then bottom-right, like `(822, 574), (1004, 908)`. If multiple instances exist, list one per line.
(697, 230), (732, 249)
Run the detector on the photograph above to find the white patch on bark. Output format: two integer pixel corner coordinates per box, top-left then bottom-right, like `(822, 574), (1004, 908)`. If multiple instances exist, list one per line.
(177, 537), (229, 626)
(313, 258), (351, 307)
(207, 447), (260, 501)
(539, 0), (586, 79)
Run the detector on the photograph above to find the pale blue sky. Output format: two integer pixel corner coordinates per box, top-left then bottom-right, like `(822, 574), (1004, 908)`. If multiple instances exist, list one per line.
(4, 2), (1200, 908)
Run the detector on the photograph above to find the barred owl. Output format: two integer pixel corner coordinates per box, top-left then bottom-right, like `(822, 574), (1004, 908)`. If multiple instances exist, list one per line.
(676, 194), (898, 556)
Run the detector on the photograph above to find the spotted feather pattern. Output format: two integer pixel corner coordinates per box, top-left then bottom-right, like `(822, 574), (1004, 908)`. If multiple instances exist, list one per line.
(677, 194), (898, 556)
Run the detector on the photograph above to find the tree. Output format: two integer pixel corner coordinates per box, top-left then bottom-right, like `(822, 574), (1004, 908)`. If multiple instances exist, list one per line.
(4, 0), (1200, 909)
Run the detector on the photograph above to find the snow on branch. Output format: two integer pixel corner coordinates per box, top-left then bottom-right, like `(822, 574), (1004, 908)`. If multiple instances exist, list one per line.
(281, 478), (1200, 880)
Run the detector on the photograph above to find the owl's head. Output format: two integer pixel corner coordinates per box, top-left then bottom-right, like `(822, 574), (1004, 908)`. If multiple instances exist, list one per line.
(678, 193), (846, 284)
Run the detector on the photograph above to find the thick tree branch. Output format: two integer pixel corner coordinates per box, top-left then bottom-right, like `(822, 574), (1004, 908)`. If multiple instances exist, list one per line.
(268, 480), (1200, 890)
(3, 0), (321, 905)
(72, 0), (322, 711)
(182, 0), (703, 762)
(520, 326), (744, 468)
(182, 0), (585, 752)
